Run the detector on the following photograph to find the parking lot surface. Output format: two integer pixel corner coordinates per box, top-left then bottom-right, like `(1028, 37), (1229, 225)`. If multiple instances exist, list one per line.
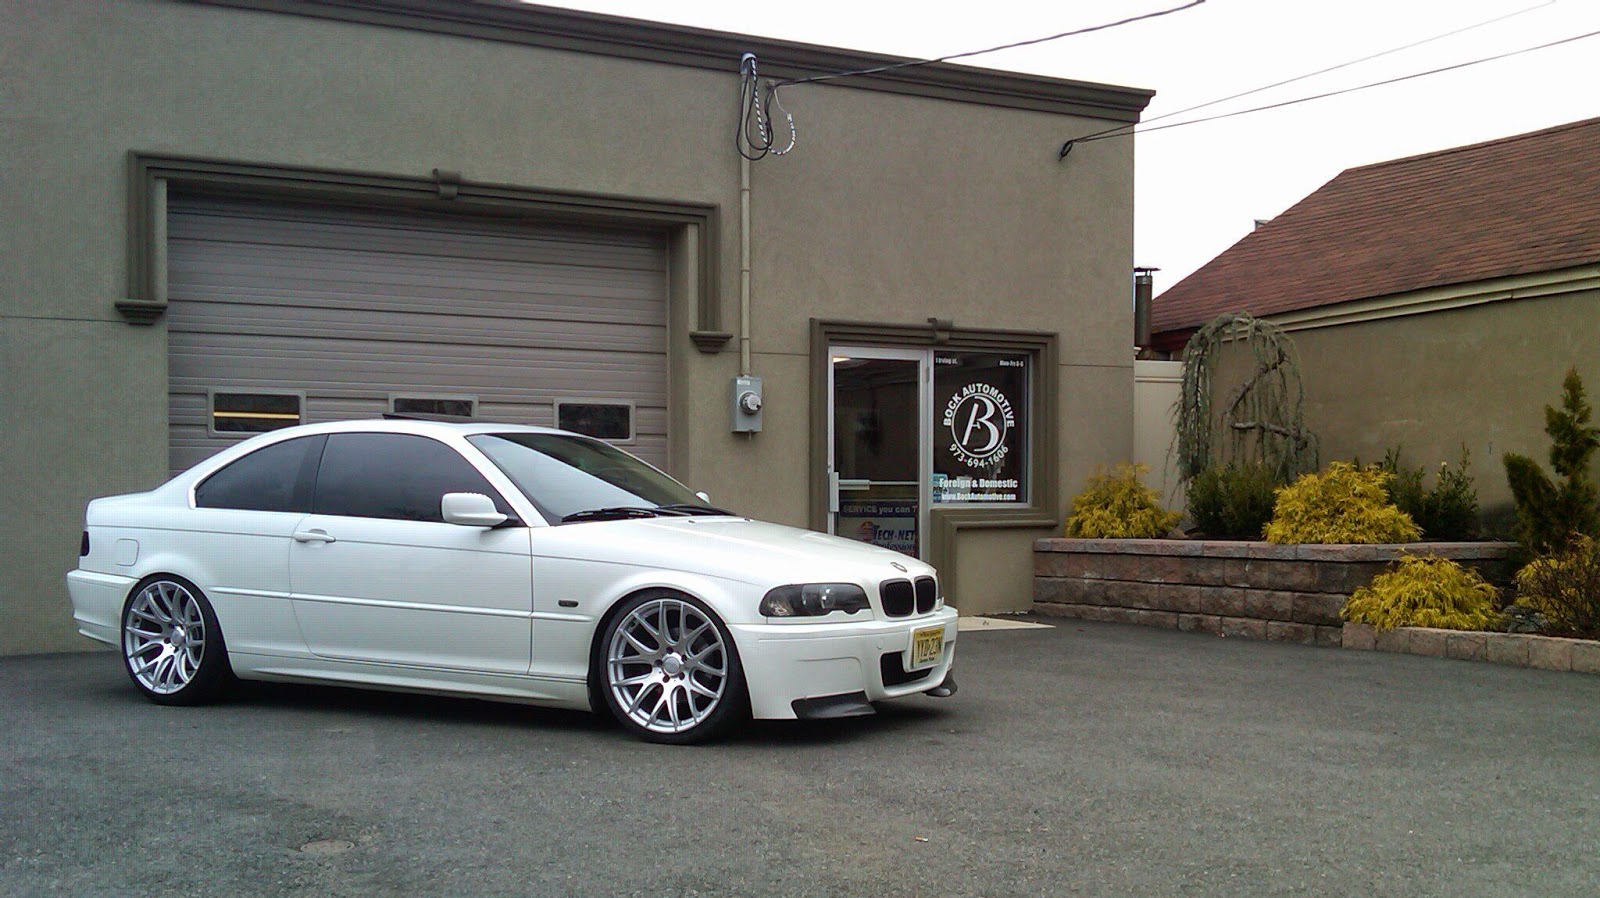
(4, 619), (1599, 897)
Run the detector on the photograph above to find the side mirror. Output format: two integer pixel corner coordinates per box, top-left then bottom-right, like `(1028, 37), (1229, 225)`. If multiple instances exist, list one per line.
(696, 491), (712, 503)
(441, 492), (508, 528)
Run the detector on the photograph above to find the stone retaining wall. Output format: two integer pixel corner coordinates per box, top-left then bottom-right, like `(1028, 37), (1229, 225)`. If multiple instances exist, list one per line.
(1033, 538), (1517, 645)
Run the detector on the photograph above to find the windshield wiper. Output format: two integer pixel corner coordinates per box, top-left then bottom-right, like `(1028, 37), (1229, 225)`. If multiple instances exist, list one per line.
(559, 506), (669, 524)
(656, 503), (735, 517)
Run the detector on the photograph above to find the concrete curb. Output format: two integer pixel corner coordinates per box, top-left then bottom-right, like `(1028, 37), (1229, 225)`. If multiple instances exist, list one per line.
(1341, 622), (1600, 675)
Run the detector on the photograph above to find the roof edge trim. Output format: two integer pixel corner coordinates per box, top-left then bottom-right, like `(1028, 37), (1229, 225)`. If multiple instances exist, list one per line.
(1266, 264), (1600, 334)
(182, 0), (1155, 121)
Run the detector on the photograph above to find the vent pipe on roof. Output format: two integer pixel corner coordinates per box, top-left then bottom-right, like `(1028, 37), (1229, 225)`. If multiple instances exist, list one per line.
(1133, 266), (1158, 350)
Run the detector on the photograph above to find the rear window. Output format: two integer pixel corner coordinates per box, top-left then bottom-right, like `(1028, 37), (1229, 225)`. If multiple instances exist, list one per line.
(195, 435), (325, 512)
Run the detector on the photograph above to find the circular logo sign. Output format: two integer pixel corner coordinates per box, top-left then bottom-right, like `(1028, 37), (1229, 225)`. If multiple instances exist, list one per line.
(943, 383), (1015, 468)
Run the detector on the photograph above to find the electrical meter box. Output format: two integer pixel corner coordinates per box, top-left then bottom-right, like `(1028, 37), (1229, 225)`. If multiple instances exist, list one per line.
(732, 375), (763, 433)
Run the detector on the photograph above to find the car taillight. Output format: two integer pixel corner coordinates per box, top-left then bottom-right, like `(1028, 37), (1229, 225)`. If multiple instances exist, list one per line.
(80, 531), (90, 557)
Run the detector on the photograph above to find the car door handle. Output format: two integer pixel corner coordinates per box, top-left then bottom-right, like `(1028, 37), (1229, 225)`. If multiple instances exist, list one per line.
(293, 529), (337, 544)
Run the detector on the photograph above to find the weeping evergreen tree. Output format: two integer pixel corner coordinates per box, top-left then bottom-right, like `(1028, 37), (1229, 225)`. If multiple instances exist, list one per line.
(1174, 313), (1318, 486)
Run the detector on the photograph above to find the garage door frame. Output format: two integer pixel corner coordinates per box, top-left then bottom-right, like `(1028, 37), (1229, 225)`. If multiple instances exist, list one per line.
(118, 153), (725, 347)
(118, 152), (726, 475)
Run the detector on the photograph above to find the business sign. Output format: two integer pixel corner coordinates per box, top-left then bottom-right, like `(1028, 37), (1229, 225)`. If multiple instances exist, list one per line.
(837, 499), (918, 556)
(934, 351), (1028, 504)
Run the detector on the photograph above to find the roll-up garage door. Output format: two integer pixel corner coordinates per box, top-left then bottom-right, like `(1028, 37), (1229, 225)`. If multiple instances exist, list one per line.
(165, 195), (669, 475)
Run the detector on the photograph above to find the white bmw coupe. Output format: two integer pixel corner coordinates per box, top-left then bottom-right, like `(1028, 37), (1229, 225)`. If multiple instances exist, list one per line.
(67, 419), (957, 743)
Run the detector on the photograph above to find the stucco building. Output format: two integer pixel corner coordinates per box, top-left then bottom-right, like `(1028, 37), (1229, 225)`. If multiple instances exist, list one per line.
(2, 0), (1153, 654)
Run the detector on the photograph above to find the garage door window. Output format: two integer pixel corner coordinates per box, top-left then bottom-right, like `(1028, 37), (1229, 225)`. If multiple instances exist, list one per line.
(210, 391), (303, 435)
(391, 395), (476, 418)
(557, 402), (634, 442)
(313, 433), (511, 523)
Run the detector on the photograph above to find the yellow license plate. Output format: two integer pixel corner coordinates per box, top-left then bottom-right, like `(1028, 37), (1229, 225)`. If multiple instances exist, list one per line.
(910, 626), (945, 669)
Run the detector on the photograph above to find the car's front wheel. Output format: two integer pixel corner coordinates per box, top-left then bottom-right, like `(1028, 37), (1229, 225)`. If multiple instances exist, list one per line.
(599, 592), (747, 744)
(120, 575), (233, 705)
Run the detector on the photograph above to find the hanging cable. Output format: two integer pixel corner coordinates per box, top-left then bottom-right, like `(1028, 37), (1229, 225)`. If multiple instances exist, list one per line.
(1062, 22), (1600, 155)
(736, 53), (796, 161)
(737, 1), (1209, 161)
(1066, 0), (1556, 149)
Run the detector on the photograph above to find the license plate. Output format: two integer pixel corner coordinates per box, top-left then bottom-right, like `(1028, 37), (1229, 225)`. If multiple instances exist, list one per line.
(909, 626), (945, 670)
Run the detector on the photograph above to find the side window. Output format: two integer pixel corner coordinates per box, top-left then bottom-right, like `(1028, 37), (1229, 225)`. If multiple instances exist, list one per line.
(195, 435), (325, 512)
(314, 433), (511, 523)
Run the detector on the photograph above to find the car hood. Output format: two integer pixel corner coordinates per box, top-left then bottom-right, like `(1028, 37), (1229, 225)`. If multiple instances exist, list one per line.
(535, 516), (935, 586)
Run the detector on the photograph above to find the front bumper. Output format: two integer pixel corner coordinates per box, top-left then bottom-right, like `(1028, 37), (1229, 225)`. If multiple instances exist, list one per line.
(729, 606), (958, 720)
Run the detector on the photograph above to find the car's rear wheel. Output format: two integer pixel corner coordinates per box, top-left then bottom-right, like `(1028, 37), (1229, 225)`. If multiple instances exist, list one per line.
(599, 592), (746, 744)
(120, 575), (232, 705)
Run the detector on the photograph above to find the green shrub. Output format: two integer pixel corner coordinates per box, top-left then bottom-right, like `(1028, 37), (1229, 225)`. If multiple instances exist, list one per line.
(1503, 368), (1600, 554)
(1379, 446), (1479, 540)
(1065, 463), (1181, 539)
(1186, 462), (1280, 539)
(1513, 534), (1600, 639)
(1343, 555), (1499, 632)
(1263, 462), (1422, 545)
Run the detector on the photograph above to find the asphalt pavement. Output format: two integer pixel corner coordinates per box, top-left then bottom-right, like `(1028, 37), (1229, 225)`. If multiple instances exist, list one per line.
(4, 619), (1599, 897)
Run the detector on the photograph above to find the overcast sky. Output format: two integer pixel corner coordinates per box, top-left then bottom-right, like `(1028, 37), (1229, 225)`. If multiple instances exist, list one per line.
(540, 0), (1600, 295)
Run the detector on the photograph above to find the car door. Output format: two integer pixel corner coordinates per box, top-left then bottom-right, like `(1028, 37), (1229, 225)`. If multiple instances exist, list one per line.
(289, 432), (533, 674)
(183, 434), (326, 657)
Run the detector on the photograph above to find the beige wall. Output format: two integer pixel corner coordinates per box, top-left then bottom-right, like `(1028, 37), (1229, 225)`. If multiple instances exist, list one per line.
(1205, 291), (1600, 532)
(1, 0), (1141, 651)
(1133, 359), (1184, 509)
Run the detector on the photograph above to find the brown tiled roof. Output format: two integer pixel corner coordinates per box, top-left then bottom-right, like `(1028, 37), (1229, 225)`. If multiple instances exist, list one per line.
(1151, 116), (1600, 341)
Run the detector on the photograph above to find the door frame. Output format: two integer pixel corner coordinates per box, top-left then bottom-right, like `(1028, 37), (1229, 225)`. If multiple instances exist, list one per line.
(809, 319), (1062, 594)
(826, 344), (932, 558)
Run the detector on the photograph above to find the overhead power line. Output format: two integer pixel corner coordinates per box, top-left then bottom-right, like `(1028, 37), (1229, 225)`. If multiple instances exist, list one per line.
(1063, 22), (1600, 155)
(772, 0), (1207, 89)
(1071, 0), (1557, 147)
(740, 0), (1209, 160)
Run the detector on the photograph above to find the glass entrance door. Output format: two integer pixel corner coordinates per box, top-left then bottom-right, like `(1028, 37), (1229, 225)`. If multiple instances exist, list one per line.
(828, 347), (929, 558)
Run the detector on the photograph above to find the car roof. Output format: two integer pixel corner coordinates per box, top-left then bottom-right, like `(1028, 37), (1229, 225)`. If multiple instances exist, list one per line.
(266, 418), (570, 439)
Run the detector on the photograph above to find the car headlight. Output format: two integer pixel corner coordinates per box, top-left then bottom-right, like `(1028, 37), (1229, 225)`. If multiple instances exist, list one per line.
(760, 583), (869, 617)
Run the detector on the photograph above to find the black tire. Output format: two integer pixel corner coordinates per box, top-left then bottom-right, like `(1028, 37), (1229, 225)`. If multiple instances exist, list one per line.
(595, 591), (747, 744)
(120, 574), (234, 706)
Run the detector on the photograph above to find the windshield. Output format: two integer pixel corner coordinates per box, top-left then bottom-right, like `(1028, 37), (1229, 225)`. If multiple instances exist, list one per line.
(467, 433), (709, 523)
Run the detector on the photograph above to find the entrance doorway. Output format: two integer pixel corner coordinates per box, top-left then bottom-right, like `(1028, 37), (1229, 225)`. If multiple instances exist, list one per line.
(828, 347), (930, 558)
(827, 342), (1035, 560)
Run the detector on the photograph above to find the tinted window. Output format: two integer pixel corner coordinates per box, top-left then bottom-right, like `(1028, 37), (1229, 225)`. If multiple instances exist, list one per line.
(392, 396), (475, 418)
(557, 403), (632, 441)
(468, 433), (701, 522)
(195, 435), (324, 512)
(314, 433), (509, 523)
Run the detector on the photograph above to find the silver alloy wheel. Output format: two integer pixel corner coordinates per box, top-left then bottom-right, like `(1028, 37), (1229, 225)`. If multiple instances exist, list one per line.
(606, 597), (729, 734)
(123, 580), (207, 695)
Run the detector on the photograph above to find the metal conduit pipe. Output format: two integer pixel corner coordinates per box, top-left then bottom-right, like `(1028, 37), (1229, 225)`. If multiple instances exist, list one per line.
(739, 149), (752, 377)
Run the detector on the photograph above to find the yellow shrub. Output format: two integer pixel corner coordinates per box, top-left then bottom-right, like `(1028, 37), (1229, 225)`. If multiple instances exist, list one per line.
(1513, 535), (1600, 638)
(1264, 462), (1422, 545)
(1343, 555), (1498, 632)
(1065, 463), (1180, 539)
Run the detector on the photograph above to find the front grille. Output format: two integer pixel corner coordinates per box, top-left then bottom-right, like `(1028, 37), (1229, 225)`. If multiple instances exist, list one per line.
(880, 579), (914, 617)
(880, 651), (933, 687)
(914, 576), (937, 613)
